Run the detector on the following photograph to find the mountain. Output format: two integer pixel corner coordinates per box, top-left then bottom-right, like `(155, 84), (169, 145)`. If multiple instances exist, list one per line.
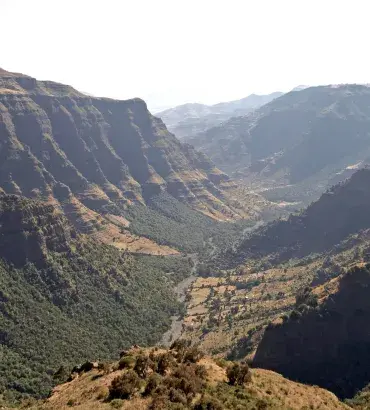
(29, 345), (348, 410)
(186, 84), (370, 204)
(233, 168), (370, 265)
(0, 68), (267, 254)
(156, 92), (283, 139)
(0, 193), (194, 400)
(253, 263), (370, 399)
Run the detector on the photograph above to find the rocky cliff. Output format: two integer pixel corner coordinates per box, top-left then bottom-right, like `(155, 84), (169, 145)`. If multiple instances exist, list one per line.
(0, 68), (250, 232)
(253, 264), (370, 399)
(0, 194), (73, 267)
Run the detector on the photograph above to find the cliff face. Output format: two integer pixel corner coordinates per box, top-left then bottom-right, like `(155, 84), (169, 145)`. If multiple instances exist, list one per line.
(0, 194), (73, 267)
(253, 264), (370, 399)
(0, 68), (245, 225)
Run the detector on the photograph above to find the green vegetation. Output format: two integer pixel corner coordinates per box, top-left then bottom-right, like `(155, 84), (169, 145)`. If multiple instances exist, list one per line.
(104, 343), (256, 410)
(0, 237), (193, 402)
(128, 192), (255, 254)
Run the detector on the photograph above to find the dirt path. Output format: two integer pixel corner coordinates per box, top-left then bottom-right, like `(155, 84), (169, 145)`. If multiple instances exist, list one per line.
(160, 255), (198, 346)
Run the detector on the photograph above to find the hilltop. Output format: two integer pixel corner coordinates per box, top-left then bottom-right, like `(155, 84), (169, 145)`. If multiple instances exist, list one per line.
(25, 344), (348, 410)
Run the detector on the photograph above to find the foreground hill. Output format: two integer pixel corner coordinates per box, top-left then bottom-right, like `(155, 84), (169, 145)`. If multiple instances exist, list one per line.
(0, 68), (267, 255)
(27, 344), (348, 410)
(186, 84), (370, 203)
(0, 194), (193, 401)
(254, 264), (370, 399)
(156, 92), (282, 139)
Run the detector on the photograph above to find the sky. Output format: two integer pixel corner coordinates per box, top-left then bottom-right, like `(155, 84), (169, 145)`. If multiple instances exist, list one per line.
(2, 0), (370, 112)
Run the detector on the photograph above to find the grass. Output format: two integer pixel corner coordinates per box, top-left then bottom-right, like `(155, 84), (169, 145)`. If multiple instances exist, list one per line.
(26, 347), (349, 410)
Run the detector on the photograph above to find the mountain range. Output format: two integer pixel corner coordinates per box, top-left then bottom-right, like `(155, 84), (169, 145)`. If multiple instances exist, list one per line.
(156, 92), (283, 139)
(184, 84), (370, 204)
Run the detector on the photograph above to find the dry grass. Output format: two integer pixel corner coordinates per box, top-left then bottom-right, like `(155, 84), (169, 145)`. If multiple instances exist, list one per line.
(250, 369), (351, 409)
(28, 357), (350, 410)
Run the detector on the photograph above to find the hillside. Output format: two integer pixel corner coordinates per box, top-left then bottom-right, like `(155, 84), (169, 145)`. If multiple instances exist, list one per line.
(179, 168), (370, 358)
(156, 92), (282, 139)
(0, 68), (267, 255)
(253, 264), (370, 399)
(26, 344), (348, 410)
(233, 168), (370, 265)
(0, 194), (194, 401)
(185, 84), (370, 203)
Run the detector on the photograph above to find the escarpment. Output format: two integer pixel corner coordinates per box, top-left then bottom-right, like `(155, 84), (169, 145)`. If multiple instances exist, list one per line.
(0, 68), (252, 228)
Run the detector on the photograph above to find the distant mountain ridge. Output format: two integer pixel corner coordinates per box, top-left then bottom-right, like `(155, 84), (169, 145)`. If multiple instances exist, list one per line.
(186, 84), (370, 204)
(156, 92), (283, 139)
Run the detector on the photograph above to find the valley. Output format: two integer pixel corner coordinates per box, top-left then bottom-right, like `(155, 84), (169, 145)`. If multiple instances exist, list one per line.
(1, 66), (370, 410)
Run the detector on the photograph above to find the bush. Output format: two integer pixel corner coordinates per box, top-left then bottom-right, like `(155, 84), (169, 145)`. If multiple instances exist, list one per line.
(194, 394), (224, 410)
(226, 363), (251, 386)
(109, 370), (141, 399)
(183, 346), (204, 364)
(118, 356), (136, 370)
(134, 354), (153, 378)
(144, 373), (162, 396)
(157, 352), (175, 375)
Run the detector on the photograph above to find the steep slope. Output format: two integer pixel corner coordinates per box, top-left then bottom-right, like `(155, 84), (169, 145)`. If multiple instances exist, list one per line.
(233, 168), (370, 265)
(31, 345), (348, 410)
(253, 264), (370, 399)
(0, 194), (193, 400)
(157, 92), (282, 139)
(187, 85), (370, 203)
(0, 67), (257, 251)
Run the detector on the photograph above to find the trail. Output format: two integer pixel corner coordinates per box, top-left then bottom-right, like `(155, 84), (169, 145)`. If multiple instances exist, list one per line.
(160, 254), (198, 346)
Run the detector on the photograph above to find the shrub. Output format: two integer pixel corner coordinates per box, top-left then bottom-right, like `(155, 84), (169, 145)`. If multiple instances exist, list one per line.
(118, 355), (136, 370)
(109, 370), (141, 399)
(157, 352), (175, 375)
(183, 346), (204, 364)
(194, 394), (223, 410)
(226, 363), (251, 386)
(95, 385), (109, 400)
(134, 354), (153, 378)
(144, 373), (162, 396)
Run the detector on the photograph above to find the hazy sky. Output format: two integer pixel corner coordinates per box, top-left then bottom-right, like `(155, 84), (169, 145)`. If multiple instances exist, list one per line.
(2, 0), (370, 111)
